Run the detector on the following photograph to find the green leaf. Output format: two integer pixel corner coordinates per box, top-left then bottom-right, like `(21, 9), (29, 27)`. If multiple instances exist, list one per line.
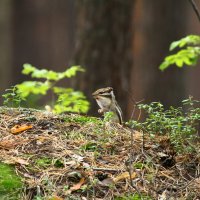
(16, 81), (50, 98)
(46, 70), (59, 80)
(53, 89), (90, 114)
(22, 63), (36, 75)
(169, 35), (200, 51)
(175, 59), (183, 67)
(22, 64), (85, 81)
(170, 41), (180, 51)
(52, 86), (73, 94)
(32, 69), (60, 81)
(64, 66), (85, 78)
(31, 69), (49, 79)
(2, 86), (26, 107)
(159, 46), (200, 71)
(12, 63), (88, 112)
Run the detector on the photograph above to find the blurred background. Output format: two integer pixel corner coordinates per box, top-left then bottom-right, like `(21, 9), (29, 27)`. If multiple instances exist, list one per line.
(0, 0), (200, 120)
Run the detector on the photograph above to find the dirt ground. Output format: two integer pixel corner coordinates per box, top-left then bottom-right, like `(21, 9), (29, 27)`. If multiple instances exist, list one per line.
(0, 107), (199, 200)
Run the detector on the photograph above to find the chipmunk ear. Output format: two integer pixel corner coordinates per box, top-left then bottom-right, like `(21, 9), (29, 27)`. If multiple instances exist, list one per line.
(107, 87), (113, 92)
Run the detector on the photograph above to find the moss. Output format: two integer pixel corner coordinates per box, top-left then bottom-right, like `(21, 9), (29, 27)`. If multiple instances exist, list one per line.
(35, 157), (52, 168)
(62, 114), (102, 124)
(115, 194), (152, 200)
(0, 162), (23, 199)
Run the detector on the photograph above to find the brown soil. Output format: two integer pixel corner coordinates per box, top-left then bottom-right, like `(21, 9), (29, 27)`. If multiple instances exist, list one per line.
(0, 107), (199, 200)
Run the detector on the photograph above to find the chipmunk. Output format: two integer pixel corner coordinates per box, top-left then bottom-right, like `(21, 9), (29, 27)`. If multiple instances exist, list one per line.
(92, 87), (123, 124)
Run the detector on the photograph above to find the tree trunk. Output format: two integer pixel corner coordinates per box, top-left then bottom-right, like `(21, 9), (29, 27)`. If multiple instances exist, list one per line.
(0, 0), (12, 101)
(128, 0), (189, 119)
(73, 0), (135, 117)
(12, 0), (76, 83)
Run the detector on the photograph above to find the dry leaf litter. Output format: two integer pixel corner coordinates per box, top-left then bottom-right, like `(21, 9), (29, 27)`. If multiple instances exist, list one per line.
(0, 107), (199, 199)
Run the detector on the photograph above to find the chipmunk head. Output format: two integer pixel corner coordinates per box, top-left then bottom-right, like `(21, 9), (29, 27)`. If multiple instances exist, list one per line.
(92, 87), (115, 109)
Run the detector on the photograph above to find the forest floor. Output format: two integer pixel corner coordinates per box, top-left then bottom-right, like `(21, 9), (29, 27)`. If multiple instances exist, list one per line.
(0, 107), (199, 200)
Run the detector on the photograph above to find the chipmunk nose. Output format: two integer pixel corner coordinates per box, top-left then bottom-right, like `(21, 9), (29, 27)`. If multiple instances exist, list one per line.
(94, 96), (99, 100)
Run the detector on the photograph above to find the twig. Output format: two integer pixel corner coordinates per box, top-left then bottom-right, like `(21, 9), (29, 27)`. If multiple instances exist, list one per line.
(125, 88), (144, 121)
(130, 104), (136, 120)
(141, 130), (145, 154)
(137, 107), (142, 122)
(129, 129), (134, 188)
(92, 167), (122, 172)
(130, 130), (134, 161)
(188, 0), (200, 22)
(125, 129), (144, 200)
(125, 160), (143, 199)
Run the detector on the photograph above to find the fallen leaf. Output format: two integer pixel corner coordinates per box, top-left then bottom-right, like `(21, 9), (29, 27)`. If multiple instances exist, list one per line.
(66, 178), (85, 194)
(10, 124), (33, 134)
(67, 171), (82, 179)
(134, 130), (143, 140)
(0, 140), (16, 149)
(0, 138), (29, 149)
(13, 157), (29, 165)
(158, 190), (168, 200)
(71, 154), (84, 162)
(36, 136), (50, 145)
(4, 157), (29, 165)
(65, 160), (76, 166)
(70, 177), (85, 191)
(100, 177), (114, 186)
(50, 196), (64, 200)
(113, 172), (136, 183)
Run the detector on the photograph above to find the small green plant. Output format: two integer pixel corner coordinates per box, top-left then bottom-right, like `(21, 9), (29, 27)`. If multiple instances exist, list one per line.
(62, 114), (101, 124)
(81, 142), (98, 151)
(3, 63), (90, 114)
(115, 193), (152, 200)
(160, 35), (200, 70)
(53, 87), (89, 113)
(54, 159), (64, 168)
(103, 111), (115, 122)
(35, 157), (52, 168)
(128, 97), (200, 153)
(33, 195), (44, 200)
(2, 86), (25, 107)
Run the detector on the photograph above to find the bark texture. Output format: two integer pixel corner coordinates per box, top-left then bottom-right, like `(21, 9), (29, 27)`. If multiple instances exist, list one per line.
(73, 0), (135, 116)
